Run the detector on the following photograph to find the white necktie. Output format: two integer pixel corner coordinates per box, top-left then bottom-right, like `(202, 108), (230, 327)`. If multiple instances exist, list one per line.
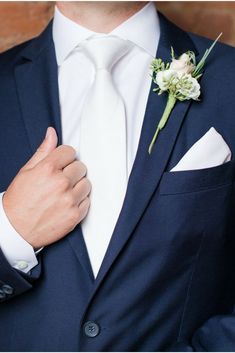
(79, 35), (133, 277)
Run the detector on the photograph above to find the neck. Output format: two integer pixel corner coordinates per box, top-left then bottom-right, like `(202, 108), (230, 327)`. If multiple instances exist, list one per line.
(56, 1), (148, 33)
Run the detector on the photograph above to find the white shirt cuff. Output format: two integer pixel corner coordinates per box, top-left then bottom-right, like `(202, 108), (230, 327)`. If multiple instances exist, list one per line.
(0, 192), (38, 273)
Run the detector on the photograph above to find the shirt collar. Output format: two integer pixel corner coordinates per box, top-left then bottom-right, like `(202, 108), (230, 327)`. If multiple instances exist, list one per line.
(53, 2), (160, 66)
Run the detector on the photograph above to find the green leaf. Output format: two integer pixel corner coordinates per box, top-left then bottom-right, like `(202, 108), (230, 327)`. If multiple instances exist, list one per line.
(194, 73), (203, 80)
(192, 32), (222, 77)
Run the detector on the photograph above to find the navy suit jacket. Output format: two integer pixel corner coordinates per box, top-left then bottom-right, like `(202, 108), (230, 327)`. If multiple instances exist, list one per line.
(0, 13), (235, 352)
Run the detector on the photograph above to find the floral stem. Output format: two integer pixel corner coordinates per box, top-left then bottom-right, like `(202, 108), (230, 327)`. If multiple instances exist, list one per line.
(148, 94), (177, 154)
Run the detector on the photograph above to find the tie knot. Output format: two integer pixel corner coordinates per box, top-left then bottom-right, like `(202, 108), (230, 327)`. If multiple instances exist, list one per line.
(80, 35), (133, 71)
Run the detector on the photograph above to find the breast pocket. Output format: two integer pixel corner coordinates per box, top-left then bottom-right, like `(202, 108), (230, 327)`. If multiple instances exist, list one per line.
(158, 161), (235, 255)
(160, 160), (235, 195)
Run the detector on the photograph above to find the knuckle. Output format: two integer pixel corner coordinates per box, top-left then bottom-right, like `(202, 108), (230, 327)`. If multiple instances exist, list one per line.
(72, 208), (80, 222)
(42, 160), (55, 175)
(86, 178), (92, 193)
(68, 224), (76, 233)
(83, 178), (92, 194)
(57, 176), (71, 191)
(84, 197), (90, 209)
(78, 197), (90, 217)
(68, 209), (80, 228)
(77, 209), (83, 223)
(63, 193), (74, 208)
(78, 161), (87, 176)
(60, 145), (76, 157)
(66, 221), (76, 233)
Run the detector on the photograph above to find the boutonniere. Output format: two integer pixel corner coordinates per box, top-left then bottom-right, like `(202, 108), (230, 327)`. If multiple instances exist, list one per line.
(148, 33), (222, 154)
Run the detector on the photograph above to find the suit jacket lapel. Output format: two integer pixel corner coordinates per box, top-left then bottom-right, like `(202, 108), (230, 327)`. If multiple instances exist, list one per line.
(14, 21), (62, 151)
(91, 13), (199, 293)
(14, 21), (94, 282)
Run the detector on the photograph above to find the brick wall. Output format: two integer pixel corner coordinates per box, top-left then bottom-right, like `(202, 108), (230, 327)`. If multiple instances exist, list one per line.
(0, 1), (234, 53)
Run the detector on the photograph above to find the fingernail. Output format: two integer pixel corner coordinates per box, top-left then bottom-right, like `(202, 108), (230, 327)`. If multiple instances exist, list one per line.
(45, 127), (51, 140)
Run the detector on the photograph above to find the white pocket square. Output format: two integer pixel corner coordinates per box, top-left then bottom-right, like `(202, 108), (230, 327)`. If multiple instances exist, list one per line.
(171, 127), (232, 172)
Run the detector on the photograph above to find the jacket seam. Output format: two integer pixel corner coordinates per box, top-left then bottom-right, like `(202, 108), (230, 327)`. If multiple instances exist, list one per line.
(176, 230), (206, 341)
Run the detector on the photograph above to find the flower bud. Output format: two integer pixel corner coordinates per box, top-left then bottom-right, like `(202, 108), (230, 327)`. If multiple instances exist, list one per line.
(170, 53), (195, 76)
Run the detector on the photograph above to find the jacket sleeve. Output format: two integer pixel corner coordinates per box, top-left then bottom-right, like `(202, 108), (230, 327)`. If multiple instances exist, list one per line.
(169, 236), (235, 350)
(169, 313), (235, 351)
(0, 248), (41, 302)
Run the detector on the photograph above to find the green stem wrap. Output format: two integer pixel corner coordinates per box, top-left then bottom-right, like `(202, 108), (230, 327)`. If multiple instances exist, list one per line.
(148, 94), (177, 154)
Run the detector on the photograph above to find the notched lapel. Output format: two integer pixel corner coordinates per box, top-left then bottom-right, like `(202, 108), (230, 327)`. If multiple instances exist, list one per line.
(14, 22), (62, 153)
(89, 13), (200, 295)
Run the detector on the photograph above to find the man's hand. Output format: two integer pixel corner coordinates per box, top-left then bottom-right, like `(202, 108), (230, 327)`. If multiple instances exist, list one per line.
(2, 127), (91, 249)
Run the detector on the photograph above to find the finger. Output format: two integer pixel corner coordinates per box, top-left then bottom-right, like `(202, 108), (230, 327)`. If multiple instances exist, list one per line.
(72, 177), (92, 204)
(63, 161), (87, 187)
(24, 127), (58, 170)
(42, 145), (77, 170)
(77, 197), (90, 221)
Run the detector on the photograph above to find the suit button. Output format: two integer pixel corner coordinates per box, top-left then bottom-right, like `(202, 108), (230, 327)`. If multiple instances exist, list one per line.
(84, 321), (100, 338)
(0, 290), (6, 299)
(2, 285), (14, 295)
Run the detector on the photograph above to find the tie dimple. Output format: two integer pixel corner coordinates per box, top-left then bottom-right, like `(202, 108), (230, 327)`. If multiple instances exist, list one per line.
(78, 36), (132, 277)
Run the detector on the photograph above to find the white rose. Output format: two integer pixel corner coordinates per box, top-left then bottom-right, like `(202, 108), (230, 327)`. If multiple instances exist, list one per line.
(177, 74), (200, 100)
(155, 70), (178, 91)
(170, 53), (195, 76)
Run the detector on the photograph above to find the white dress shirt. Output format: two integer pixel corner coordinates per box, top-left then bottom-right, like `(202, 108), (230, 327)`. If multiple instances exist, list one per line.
(0, 2), (160, 275)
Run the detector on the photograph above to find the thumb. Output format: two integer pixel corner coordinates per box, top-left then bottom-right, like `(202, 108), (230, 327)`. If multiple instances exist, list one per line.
(24, 127), (58, 169)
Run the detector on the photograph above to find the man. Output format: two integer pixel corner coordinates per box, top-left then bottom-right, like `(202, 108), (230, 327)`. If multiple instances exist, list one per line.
(0, 1), (235, 351)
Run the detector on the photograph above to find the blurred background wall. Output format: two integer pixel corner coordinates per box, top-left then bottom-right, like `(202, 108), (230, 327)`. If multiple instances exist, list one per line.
(0, 1), (235, 53)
